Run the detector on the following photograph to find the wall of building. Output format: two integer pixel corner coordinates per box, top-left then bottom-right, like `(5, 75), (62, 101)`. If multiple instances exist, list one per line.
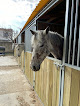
(18, 34), (21, 44)
(25, 24), (36, 52)
(16, 38), (18, 43)
(0, 41), (13, 52)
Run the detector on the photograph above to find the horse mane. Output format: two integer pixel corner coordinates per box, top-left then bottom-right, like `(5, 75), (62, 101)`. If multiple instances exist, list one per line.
(48, 31), (64, 60)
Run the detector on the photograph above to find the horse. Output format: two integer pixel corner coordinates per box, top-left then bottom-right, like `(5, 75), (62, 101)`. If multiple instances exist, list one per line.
(30, 26), (64, 71)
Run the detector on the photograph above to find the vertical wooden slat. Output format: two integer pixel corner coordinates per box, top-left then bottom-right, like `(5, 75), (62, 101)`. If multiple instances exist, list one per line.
(63, 67), (80, 106)
(46, 59), (49, 106)
(48, 60), (53, 106)
(25, 52), (33, 84)
(78, 81), (80, 106)
(39, 66), (42, 99)
(52, 63), (60, 106)
(63, 67), (72, 106)
(43, 59), (48, 105)
(56, 66), (60, 106)
(25, 52), (28, 78)
(41, 63), (44, 103)
(69, 70), (80, 106)
(52, 63), (58, 106)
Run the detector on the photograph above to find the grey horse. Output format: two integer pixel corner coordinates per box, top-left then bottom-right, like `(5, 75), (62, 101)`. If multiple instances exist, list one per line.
(30, 26), (64, 71)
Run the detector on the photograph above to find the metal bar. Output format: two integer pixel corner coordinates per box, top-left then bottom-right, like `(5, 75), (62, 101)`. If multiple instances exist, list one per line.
(63, 0), (70, 64)
(26, 23), (36, 31)
(60, 0), (69, 105)
(64, 62), (80, 71)
(60, 0), (70, 106)
(68, 0), (74, 64)
(26, 21), (36, 30)
(72, 0), (79, 65)
(37, 21), (38, 30)
(53, 62), (64, 106)
(59, 66), (62, 106)
(36, 0), (61, 20)
(59, 67), (65, 106)
(77, 25), (80, 67)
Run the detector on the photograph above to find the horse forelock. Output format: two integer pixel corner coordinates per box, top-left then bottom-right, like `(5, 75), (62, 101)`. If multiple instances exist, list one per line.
(31, 31), (44, 47)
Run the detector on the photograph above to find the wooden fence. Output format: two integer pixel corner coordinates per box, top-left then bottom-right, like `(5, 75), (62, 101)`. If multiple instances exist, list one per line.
(25, 52), (61, 106)
(14, 48), (24, 71)
(25, 52), (34, 85)
(14, 50), (80, 106)
(63, 66), (80, 106)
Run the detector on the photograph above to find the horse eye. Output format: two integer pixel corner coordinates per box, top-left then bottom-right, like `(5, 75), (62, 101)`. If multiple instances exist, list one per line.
(40, 44), (44, 47)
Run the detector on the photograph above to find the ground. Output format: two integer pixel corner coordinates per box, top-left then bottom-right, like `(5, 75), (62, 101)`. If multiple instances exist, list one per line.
(0, 56), (43, 106)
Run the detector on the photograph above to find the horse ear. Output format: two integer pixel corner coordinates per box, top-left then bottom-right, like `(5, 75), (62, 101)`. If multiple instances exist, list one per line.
(30, 30), (37, 35)
(45, 26), (50, 34)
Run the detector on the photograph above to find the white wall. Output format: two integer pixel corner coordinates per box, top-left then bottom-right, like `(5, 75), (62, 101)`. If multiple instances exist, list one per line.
(25, 24), (36, 52)
(18, 34), (21, 44)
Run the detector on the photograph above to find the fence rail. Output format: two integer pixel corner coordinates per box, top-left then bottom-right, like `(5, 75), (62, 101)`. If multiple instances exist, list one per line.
(63, 66), (80, 106)
(14, 49), (80, 106)
(25, 52), (60, 106)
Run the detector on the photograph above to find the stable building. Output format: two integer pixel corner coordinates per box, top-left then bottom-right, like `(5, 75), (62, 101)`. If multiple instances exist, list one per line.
(14, 0), (80, 106)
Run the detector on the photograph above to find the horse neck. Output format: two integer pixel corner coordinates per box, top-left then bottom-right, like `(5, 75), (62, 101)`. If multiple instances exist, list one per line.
(47, 32), (63, 60)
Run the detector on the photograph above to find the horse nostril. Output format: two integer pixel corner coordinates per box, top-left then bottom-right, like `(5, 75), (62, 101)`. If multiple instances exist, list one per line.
(33, 66), (36, 70)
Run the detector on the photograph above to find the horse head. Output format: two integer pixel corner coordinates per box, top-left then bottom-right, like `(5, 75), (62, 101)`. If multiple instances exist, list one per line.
(30, 27), (50, 71)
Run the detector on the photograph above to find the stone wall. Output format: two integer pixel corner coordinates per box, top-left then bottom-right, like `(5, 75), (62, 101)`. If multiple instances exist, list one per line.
(0, 41), (13, 52)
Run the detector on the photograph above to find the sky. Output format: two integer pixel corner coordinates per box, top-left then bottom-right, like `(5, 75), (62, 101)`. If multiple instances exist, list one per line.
(0, 0), (40, 33)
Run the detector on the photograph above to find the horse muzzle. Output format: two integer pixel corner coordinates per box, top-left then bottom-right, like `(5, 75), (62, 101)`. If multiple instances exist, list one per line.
(30, 62), (40, 71)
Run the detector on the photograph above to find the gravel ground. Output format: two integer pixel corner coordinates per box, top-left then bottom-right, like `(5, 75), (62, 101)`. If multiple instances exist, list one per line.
(0, 56), (43, 106)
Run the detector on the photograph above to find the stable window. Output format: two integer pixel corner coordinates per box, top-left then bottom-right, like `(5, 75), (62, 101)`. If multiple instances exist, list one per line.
(21, 31), (25, 43)
(36, 0), (80, 67)
(63, 0), (80, 67)
(36, 0), (65, 58)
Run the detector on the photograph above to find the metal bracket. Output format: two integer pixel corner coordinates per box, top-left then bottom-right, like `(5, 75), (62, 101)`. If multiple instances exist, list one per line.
(54, 62), (65, 106)
(54, 62), (65, 71)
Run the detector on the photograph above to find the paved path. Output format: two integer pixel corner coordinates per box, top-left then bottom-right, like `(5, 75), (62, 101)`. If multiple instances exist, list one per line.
(0, 56), (42, 106)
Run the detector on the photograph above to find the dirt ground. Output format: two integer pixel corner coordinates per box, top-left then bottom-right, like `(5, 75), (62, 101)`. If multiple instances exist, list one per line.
(0, 56), (43, 106)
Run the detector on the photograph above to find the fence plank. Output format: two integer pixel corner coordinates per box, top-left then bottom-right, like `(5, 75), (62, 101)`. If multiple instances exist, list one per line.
(69, 69), (80, 106)
(48, 60), (53, 106)
(52, 64), (60, 106)
(63, 67), (72, 106)
(24, 52), (60, 106)
(78, 87), (80, 106)
(63, 66), (80, 106)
